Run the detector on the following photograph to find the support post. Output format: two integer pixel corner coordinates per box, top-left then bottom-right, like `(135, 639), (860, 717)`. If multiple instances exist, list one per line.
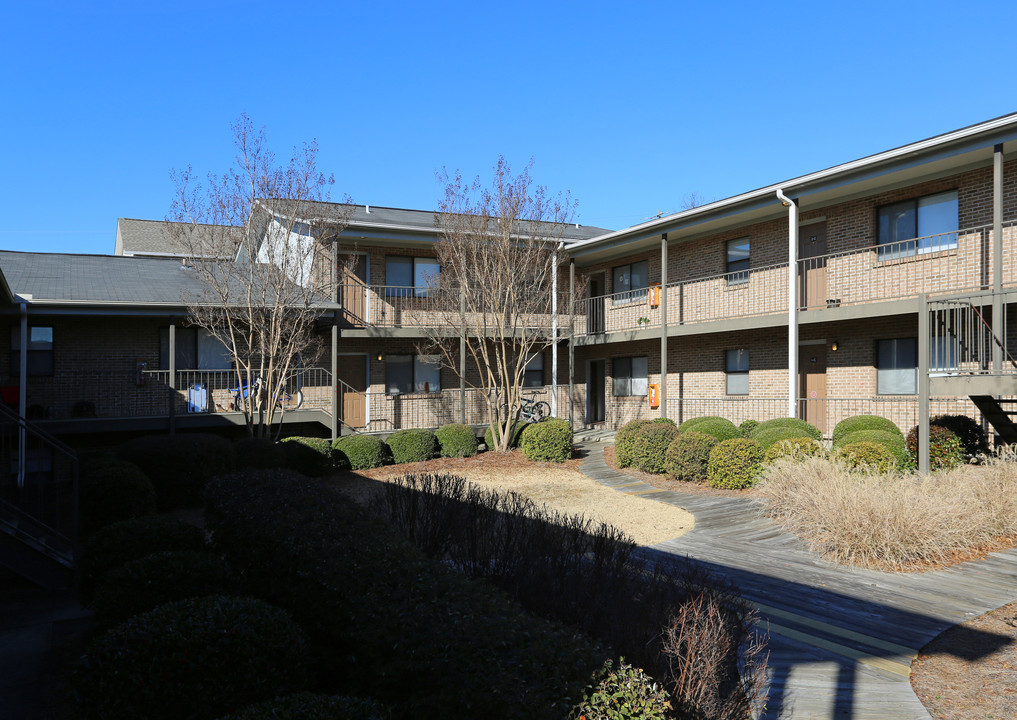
(918, 293), (930, 475)
(17, 304), (27, 489)
(551, 245), (559, 417)
(777, 190), (799, 419)
(331, 311), (338, 441)
(569, 259), (575, 429)
(993, 143), (1004, 374)
(659, 233), (668, 419)
(168, 319), (176, 435)
(459, 293), (466, 425)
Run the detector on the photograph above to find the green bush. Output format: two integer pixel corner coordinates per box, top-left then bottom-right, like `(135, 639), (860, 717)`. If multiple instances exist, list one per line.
(764, 437), (825, 464)
(79, 457), (156, 533)
(435, 423), (480, 458)
(220, 693), (391, 720)
(520, 418), (573, 463)
(119, 433), (236, 510)
(835, 441), (898, 474)
(906, 424), (965, 470)
(832, 415), (902, 445)
(738, 419), (759, 437)
(629, 421), (680, 474)
(483, 420), (529, 450)
(332, 434), (388, 470)
(707, 438), (764, 489)
(573, 659), (672, 720)
(386, 428), (438, 464)
(74, 595), (312, 720)
(751, 417), (822, 441)
(686, 417), (741, 443)
(78, 516), (207, 603)
(280, 436), (335, 476)
(929, 415), (989, 458)
(751, 426), (819, 451)
(234, 437), (286, 470)
(663, 431), (718, 483)
(615, 420), (652, 467)
(91, 551), (238, 630)
(835, 429), (910, 469)
(678, 415), (726, 432)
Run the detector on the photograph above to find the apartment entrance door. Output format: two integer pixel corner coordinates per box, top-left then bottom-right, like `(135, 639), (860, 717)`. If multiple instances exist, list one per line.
(338, 354), (367, 429)
(339, 254), (368, 326)
(799, 222), (828, 310)
(587, 274), (605, 334)
(587, 359), (606, 424)
(798, 345), (827, 434)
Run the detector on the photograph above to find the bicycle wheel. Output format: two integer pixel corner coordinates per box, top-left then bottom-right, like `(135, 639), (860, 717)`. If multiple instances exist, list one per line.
(278, 389), (304, 411)
(532, 401), (551, 421)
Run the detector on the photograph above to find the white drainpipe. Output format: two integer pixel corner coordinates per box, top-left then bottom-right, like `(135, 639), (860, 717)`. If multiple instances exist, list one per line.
(551, 243), (561, 416)
(776, 189), (798, 419)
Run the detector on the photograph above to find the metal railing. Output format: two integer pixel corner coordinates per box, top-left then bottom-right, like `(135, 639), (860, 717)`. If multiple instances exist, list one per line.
(927, 293), (1017, 376)
(143, 367), (334, 414)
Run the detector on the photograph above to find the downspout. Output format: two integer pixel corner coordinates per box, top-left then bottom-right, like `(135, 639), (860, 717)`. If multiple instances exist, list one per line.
(776, 189), (799, 420)
(17, 303), (27, 489)
(551, 242), (561, 417)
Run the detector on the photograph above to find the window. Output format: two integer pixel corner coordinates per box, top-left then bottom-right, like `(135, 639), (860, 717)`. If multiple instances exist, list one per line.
(613, 356), (648, 396)
(159, 328), (232, 370)
(877, 338), (917, 395)
(523, 354), (544, 388)
(726, 349), (749, 395)
(878, 191), (958, 260)
(385, 256), (440, 297)
(612, 260), (648, 304)
(726, 239), (750, 285)
(10, 327), (53, 376)
(385, 354), (441, 394)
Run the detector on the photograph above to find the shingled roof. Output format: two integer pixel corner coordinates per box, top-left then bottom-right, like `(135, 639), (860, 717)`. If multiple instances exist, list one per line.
(114, 218), (243, 259)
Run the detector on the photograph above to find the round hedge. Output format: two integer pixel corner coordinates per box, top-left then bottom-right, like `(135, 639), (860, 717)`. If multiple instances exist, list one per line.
(906, 423), (965, 471)
(834, 441), (897, 474)
(74, 595), (312, 720)
(664, 431), (718, 483)
(79, 457), (156, 533)
(118, 433), (236, 510)
(614, 420), (652, 467)
(751, 417), (822, 441)
(219, 693), (391, 720)
(678, 415), (727, 432)
(738, 419), (759, 437)
(686, 417), (742, 443)
(78, 516), (207, 603)
(280, 436), (335, 476)
(435, 423), (479, 458)
(832, 415), (902, 445)
(751, 426), (819, 451)
(91, 551), (238, 630)
(233, 437), (286, 470)
(484, 420), (529, 450)
(386, 428), (438, 464)
(707, 438), (764, 489)
(332, 434), (388, 470)
(520, 418), (573, 463)
(574, 660), (671, 720)
(834, 429), (910, 469)
(629, 421), (680, 474)
(929, 415), (989, 458)
(763, 437), (825, 464)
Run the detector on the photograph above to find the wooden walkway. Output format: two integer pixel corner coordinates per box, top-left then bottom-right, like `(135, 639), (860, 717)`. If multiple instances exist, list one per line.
(578, 441), (1017, 720)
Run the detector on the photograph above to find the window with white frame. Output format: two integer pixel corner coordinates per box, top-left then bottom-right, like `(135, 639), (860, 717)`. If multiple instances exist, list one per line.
(159, 328), (232, 371)
(726, 239), (750, 285)
(726, 349), (749, 395)
(612, 260), (648, 304)
(523, 353), (544, 388)
(10, 326), (54, 377)
(877, 191), (958, 260)
(385, 354), (441, 394)
(385, 256), (440, 297)
(613, 356), (648, 396)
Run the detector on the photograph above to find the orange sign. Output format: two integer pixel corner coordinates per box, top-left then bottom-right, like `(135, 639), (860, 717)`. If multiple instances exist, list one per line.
(648, 284), (660, 308)
(648, 383), (660, 408)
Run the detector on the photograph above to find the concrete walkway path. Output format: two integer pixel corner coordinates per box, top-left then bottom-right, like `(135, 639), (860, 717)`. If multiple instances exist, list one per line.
(578, 440), (1017, 720)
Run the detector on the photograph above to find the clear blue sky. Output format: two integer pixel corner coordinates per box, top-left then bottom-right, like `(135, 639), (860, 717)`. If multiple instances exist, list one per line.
(2, 0), (1014, 255)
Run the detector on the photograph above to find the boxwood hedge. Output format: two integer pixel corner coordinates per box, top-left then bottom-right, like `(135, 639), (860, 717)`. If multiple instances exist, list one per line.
(435, 424), (479, 458)
(519, 418), (573, 463)
(750, 418), (822, 441)
(332, 434), (388, 470)
(831, 415), (902, 445)
(118, 433), (236, 510)
(79, 457), (156, 533)
(386, 428), (438, 464)
(280, 436), (337, 476)
(707, 438), (764, 489)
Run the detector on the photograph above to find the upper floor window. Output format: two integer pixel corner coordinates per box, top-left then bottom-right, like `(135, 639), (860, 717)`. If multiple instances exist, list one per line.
(159, 327), (232, 371)
(877, 190), (958, 260)
(726, 348), (749, 395)
(386, 256), (440, 298)
(726, 239), (750, 285)
(10, 326), (53, 377)
(612, 260), (648, 304)
(612, 356), (648, 396)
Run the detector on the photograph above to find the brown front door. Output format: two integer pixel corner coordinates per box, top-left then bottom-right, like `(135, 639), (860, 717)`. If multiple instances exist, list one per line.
(339, 254), (368, 326)
(799, 223), (827, 310)
(338, 355), (367, 429)
(798, 345), (827, 434)
(587, 274), (605, 334)
(588, 359), (606, 424)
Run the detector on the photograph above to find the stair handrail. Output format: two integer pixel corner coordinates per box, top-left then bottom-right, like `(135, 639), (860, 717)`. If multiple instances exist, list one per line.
(930, 298), (1017, 372)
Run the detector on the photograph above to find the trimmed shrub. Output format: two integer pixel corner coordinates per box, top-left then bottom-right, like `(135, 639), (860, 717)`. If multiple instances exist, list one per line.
(678, 415), (727, 432)
(906, 424), (965, 471)
(664, 431), (718, 483)
(483, 420), (529, 451)
(615, 419), (652, 467)
(683, 417), (740, 443)
(832, 415), (902, 445)
(520, 418), (573, 463)
(332, 434), (388, 470)
(79, 457), (156, 533)
(738, 419), (759, 437)
(574, 659), (672, 720)
(751, 417), (822, 441)
(835, 429), (910, 469)
(234, 437), (286, 470)
(707, 438), (764, 489)
(74, 595), (312, 720)
(930, 415), (989, 458)
(220, 693), (391, 720)
(630, 421), (680, 474)
(280, 436), (335, 476)
(91, 551), (238, 630)
(835, 441), (897, 474)
(78, 516), (207, 603)
(751, 426), (819, 451)
(764, 437), (825, 464)
(119, 433), (236, 510)
(435, 423), (479, 458)
(386, 428), (438, 464)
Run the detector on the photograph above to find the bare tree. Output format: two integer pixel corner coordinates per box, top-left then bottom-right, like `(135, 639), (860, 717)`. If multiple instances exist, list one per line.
(426, 157), (581, 451)
(168, 114), (350, 437)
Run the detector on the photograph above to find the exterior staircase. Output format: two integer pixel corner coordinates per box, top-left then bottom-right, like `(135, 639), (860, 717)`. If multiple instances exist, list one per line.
(970, 396), (1017, 445)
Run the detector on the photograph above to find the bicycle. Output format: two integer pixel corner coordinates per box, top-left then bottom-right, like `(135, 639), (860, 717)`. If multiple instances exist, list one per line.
(229, 375), (303, 412)
(500, 392), (551, 424)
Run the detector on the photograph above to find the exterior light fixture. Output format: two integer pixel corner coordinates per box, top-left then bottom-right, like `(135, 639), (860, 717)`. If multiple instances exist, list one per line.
(831, 341), (839, 352)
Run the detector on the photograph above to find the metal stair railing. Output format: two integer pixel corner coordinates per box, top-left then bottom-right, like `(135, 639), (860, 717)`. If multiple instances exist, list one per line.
(928, 296), (1017, 376)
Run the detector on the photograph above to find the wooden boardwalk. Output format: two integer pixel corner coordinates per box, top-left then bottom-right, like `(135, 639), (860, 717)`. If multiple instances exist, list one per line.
(578, 441), (1017, 720)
